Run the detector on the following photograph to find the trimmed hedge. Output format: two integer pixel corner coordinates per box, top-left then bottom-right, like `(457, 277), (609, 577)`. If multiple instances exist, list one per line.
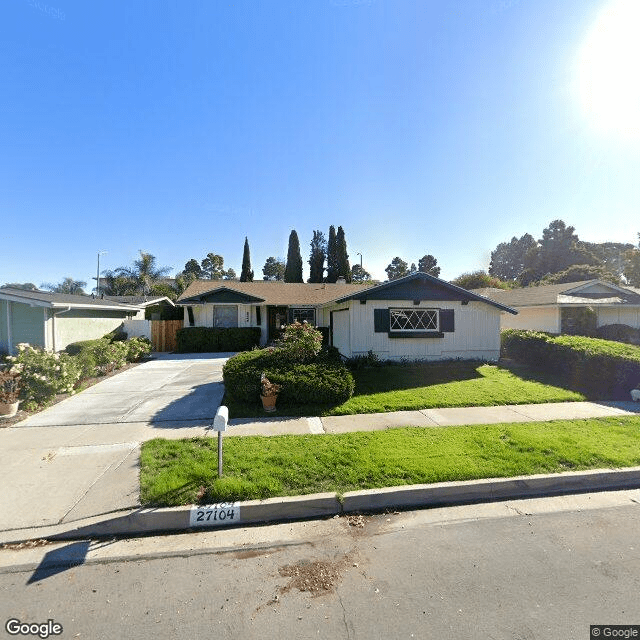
(501, 329), (640, 398)
(222, 347), (354, 406)
(176, 327), (261, 353)
(596, 324), (640, 345)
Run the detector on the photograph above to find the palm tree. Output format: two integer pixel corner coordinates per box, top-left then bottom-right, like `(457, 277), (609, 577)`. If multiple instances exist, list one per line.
(102, 252), (173, 297)
(41, 277), (87, 295)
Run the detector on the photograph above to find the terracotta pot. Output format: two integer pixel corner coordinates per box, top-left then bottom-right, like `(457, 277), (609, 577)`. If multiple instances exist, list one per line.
(260, 395), (277, 412)
(0, 401), (19, 419)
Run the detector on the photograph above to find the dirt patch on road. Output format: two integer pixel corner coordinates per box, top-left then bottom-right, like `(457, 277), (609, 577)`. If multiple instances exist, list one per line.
(278, 553), (354, 597)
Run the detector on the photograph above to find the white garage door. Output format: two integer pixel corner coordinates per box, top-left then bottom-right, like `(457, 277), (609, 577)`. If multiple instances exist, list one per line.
(332, 309), (350, 357)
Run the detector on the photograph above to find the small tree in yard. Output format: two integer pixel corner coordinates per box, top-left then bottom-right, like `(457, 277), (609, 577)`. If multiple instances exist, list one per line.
(277, 322), (323, 363)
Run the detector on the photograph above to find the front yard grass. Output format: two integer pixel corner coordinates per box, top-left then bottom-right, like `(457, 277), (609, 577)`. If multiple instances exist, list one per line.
(224, 361), (585, 418)
(140, 416), (640, 506)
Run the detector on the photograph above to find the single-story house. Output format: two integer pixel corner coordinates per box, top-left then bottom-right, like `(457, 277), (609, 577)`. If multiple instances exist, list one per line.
(102, 295), (177, 320)
(472, 280), (640, 334)
(0, 288), (143, 355)
(177, 273), (517, 361)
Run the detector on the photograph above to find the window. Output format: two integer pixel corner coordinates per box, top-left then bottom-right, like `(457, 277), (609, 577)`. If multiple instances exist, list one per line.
(213, 305), (238, 328)
(390, 308), (439, 332)
(292, 308), (316, 325)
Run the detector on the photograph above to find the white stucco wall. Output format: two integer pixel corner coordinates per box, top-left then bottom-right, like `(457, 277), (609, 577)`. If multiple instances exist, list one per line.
(500, 306), (560, 333)
(51, 310), (131, 352)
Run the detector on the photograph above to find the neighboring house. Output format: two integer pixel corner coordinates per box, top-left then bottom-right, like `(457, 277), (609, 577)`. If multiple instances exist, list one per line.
(102, 295), (176, 320)
(0, 288), (143, 355)
(177, 273), (516, 361)
(472, 280), (640, 334)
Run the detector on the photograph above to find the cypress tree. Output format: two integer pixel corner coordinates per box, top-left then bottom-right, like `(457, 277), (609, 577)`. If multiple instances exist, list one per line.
(284, 230), (303, 282)
(240, 237), (254, 282)
(326, 225), (338, 283)
(308, 230), (326, 283)
(336, 226), (351, 282)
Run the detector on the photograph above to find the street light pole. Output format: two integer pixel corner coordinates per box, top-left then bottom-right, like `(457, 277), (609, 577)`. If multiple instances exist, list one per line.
(96, 251), (107, 296)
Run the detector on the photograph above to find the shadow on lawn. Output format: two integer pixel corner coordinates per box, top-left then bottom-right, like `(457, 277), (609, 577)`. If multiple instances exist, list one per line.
(351, 361), (484, 395)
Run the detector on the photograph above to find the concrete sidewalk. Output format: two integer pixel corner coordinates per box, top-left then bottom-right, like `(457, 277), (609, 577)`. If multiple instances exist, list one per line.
(2, 397), (640, 543)
(225, 400), (640, 436)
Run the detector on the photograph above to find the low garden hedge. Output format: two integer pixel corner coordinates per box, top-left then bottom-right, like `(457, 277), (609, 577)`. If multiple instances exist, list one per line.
(501, 329), (640, 398)
(175, 327), (261, 353)
(222, 347), (354, 406)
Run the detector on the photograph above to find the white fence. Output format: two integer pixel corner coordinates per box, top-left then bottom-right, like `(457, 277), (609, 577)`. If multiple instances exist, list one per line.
(122, 319), (152, 340)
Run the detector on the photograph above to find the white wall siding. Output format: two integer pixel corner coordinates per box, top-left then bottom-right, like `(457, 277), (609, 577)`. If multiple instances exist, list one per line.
(596, 307), (640, 328)
(346, 300), (502, 361)
(500, 306), (560, 333)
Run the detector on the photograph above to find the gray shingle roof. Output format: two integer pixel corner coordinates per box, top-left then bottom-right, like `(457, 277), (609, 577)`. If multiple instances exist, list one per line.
(178, 280), (374, 306)
(0, 287), (143, 310)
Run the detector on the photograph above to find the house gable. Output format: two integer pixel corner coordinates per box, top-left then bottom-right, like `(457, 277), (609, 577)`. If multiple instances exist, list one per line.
(334, 272), (517, 314)
(181, 288), (265, 305)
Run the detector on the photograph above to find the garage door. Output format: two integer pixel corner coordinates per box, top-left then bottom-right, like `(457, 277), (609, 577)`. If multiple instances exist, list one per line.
(331, 309), (350, 357)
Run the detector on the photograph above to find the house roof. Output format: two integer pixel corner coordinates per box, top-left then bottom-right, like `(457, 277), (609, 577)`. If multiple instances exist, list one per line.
(471, 280), (640, 308)
(333, 272), (518, 314)
(103, 295), (175, 307)
(178, 280), (374, 306)
(0, 287), (143, 311)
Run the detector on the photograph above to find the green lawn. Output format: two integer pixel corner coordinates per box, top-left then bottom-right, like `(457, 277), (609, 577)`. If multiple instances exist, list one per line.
(224, 362), (585, 418)
(140, 416), (640, 506)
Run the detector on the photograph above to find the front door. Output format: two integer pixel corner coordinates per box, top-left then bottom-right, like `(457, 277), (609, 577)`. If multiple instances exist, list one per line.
(268, 306), (288, 342)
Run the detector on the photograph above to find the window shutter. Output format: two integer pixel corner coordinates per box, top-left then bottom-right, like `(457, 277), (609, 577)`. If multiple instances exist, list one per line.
(374, 308), (390, 332)
(287, 308), (295, 323)
(440, 309), (455, 332)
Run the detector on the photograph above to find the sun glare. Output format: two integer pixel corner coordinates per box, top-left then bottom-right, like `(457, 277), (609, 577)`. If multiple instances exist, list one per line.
(577, 0), (640, 139)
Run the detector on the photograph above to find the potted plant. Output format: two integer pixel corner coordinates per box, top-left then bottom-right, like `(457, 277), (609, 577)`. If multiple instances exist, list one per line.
(0, 368), (22, 419)
(260, 373), (281, 413)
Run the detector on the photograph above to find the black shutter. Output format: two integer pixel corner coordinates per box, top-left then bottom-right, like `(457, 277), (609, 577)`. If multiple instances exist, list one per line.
(287, 308), (295, 323)
(374, 308), (390, 332)
(255, 306), (261, 326)
(440, 309), (454, 332)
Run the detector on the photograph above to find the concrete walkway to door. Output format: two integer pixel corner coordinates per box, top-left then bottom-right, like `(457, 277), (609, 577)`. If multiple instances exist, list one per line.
(0, 353), (233, 536)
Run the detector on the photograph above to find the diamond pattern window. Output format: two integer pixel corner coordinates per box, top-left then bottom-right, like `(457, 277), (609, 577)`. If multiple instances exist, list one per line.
(390, 308), (439, 332)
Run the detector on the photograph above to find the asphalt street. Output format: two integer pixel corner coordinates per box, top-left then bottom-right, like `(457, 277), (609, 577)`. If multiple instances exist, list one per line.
(1, 491), (639, 640)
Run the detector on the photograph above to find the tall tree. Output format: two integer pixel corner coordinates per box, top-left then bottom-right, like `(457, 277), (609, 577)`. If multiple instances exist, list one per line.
(624, 235), (640, 286)
(224, 268), (237, 280)
(489, 234), (537, 281)
(183, 259), (203, 279)
(308, 230), (327, 283)
(385, 257), (410, 281)
(326, 225), (338, 283)
(335, 226), (351, 282)
(41, 277), (87, 295)
(450, 270), (511, 290)
(351, 264), (372, 283)
(535, 220), (599, 276)
(417, 255), (441, 277)
(200, 253), (226, 280)
(240, 237), (254, 282)
(105, 251), (172, 296)
(262, 257), (286, 281)
(284, 230), (303, 282)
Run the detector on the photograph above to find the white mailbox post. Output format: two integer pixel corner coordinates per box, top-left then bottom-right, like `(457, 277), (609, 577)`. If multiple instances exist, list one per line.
(211, 406), (228, 478)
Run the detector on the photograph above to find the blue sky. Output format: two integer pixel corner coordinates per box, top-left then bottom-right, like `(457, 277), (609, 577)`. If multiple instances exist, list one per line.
(1, 0), (638, 288)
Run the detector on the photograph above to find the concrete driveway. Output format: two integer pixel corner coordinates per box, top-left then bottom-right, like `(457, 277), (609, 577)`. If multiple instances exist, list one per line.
(0, 353), (233, 535)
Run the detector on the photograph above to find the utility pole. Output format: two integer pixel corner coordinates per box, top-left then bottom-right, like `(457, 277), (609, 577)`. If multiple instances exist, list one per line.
(96, 251), (107, 296)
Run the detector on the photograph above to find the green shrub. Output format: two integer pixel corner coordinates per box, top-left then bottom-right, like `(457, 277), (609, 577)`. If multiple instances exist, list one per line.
(126, 336), (152, 362)
(347, 350), (381, 369)
(501, 329), (640, 398)
(6, 344), (81, 410)
(276, 322), (323, 363)
(176, 327), (261, 353)
(596, 324), (640, 345)
(222, 346), (354, 406)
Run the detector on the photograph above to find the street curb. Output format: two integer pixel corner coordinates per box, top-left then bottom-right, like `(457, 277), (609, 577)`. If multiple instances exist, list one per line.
(3, 467), (640, 543)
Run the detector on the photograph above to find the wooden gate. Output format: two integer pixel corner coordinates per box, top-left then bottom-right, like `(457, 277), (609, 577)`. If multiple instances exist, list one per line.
(151, 320), (183, 352)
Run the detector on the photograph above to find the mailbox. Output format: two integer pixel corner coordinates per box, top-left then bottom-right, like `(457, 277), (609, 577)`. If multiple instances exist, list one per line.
(213, 406), (228, 432)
